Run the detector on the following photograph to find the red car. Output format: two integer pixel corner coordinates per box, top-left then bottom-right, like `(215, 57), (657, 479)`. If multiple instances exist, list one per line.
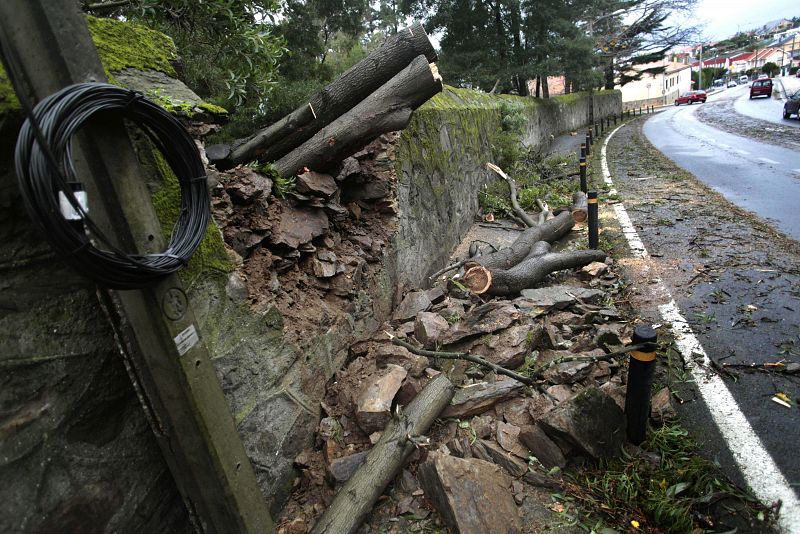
(749, 78), (773, 99)
(674, 90), (707, 105)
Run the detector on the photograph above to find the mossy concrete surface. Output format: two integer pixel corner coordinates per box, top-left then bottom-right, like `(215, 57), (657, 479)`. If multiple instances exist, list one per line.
(394, 86), (622, 288)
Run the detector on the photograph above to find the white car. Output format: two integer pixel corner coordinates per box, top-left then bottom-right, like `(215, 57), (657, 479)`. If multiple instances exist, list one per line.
(727, 80), (737, 88)
(739, 75), (749, 84)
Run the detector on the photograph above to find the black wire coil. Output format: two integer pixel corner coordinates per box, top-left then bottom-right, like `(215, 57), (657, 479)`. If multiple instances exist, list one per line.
(14, 82), (209, 289)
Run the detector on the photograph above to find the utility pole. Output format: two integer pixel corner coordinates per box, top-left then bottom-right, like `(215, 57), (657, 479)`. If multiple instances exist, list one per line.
(698, 44), (703, 90)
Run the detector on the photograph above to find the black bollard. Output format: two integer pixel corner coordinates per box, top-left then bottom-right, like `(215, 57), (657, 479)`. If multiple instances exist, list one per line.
(625, 325), (658, 445)
(594, 123), (599, 138)
(600, 119), (605, 134)
(586, 133), (592, 155)
(579, 157), (587, 193)
(588, 191), (598, 249)
(613, 114), (617, 125)
(580, 143), (586, 159)
(588, 127), (594, 145)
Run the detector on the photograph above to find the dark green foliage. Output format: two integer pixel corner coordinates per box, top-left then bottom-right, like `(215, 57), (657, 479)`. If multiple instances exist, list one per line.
(762, 61), (780, 77)
(567, 424), (773, 533)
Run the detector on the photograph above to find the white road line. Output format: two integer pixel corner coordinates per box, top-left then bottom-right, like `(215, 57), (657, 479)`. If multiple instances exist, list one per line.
(601, 125), (800, 533)
(759, 157), (780, 164)
(735, 149), (750, 155)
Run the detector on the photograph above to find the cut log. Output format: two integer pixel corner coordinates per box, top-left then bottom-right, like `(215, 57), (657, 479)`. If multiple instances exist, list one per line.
(310, 374), (455, 534)
(463, 250), (607, 296)
(571, 191), (588, 223)
(274, 56), (442, 177)
(226, 22), (437, 167)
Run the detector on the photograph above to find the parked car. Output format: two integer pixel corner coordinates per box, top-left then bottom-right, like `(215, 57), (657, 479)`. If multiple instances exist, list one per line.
(674, 90), (707, 105)
(739, 75), (749, 84)
(784, 89), (800, 119)
(750, 78), (773, 99)
(757, 73), (769, 80)
(727, 80), (737, 88)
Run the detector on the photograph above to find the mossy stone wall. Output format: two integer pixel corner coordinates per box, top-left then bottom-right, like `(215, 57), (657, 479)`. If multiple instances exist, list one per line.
(394, 86), (622, 288)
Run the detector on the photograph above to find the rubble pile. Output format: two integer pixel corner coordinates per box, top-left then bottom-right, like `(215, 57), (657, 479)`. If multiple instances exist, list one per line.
(275, 253), (665, 533)
(206, 133), (400, 342)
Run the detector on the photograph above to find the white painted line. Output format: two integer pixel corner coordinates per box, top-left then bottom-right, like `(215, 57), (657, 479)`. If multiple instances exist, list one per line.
(601, 125), (800, 533)
(792, 169), (800, 175)
(734, 149), (750, 155)
(758, 157), (780, 164)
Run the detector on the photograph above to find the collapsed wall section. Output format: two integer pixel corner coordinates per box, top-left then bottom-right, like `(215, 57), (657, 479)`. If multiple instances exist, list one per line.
(394, 87), (621, 289)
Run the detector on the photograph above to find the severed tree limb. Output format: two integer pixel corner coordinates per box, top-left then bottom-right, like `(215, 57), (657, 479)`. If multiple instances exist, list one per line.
(429, 259), (469, 280)
(310, 374), (454, 534)
(467, 249), (607, 296)
(390, 337), (537, 386)
(529, 344), (646, 378)
(391, 337), (646, 385)
(486, 162), (537, 227)
(225, 22), (437, 167)
(274, 56), (442, 177)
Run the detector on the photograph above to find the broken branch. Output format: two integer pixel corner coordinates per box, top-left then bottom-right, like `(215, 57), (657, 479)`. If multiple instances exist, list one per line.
(390, 337), (537, 386)
(310, 374), (454, 534)
(486, 162), (537, 227)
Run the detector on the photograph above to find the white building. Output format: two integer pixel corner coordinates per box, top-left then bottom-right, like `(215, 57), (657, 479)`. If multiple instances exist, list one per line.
(618, 60), (693, 107)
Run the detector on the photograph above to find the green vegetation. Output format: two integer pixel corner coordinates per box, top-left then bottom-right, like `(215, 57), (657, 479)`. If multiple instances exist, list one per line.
(566, 424), (771, 533)
(86, 15), (177, 77)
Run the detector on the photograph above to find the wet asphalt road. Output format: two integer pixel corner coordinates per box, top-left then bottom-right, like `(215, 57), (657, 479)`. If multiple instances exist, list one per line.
(643, 93), (800, 241)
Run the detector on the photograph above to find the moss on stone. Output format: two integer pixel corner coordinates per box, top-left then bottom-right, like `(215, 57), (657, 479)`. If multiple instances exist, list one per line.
(86, 15), (177, 77)
(150, 151), (232, 283)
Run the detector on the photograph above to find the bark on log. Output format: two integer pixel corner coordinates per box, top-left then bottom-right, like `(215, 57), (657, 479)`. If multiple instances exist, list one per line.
(571, 191), (588, 223)
(475, 211), (574, 271)
(464, 250), (607, 296)
(310, 374), (455, 534)
(274, 56), (442, 177)
(226, 22), (437, 167)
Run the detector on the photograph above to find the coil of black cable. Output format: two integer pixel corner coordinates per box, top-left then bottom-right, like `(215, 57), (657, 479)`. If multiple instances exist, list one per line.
(14, 82), (209, 289)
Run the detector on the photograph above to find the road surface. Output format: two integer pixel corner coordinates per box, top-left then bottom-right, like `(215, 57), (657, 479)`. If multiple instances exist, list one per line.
(643, 93), (800, 240)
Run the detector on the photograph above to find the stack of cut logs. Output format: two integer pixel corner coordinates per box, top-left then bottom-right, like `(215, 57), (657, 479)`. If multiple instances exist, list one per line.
(209, 22), (442, 176)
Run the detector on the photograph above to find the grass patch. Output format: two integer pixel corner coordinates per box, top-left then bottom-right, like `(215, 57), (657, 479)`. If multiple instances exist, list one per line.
(565, 424), (773, 533)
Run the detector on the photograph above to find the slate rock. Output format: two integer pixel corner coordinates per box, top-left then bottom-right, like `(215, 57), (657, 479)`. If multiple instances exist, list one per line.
(426, 286), (446, 304)
(539, 386), (625, 460)
(225, 167), (273, 204)
(518, 285), (604, 309)
(414, 312), (450, 349)
(471, 439), (528, 478)
(519, 424), (566, 469)
(328, 451), (368, 483)
(599, 381), (626, 410)
(372, 344), (429, 377)
(545, 384), (574, 404)
(650, 387), (677, 424)
(355, 364), (408, 433)
(496, 396), (533, 428)
(543, 360), (593, 385)
(442, 380), (524, 418)
(418, 452), (521, 534)
(312, 250), (338, 278)
(496, 421), (528, 459)
(296, 170), (337, 197)
(272, 204), (329, 249)
(393, 291), (432, 322)
(441, 302), (519, 345)
(594, 323), (627, 347)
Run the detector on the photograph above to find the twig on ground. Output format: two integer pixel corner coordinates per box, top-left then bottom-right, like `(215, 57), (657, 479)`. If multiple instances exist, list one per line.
(390, 335), (647, 386)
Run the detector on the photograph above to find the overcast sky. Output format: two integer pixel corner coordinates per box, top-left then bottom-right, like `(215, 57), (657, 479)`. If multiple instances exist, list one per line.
(682, 0), (798, 41)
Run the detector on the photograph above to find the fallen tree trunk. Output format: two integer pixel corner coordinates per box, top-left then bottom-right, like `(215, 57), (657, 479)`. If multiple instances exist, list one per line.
(226, 22), (437, 167)
(474, 210), (575, 271)
(464, 249), (607, 296)
(310, 374), (455, 534)
(571, 191), (588, 223)
(274, 56), (442, 177)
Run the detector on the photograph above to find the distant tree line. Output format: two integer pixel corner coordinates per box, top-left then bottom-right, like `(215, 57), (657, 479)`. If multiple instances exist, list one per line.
(83, 0), (698, 135)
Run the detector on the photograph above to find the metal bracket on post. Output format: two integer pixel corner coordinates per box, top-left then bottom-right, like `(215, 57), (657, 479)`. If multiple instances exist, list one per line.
(0, 3), (273, 533)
